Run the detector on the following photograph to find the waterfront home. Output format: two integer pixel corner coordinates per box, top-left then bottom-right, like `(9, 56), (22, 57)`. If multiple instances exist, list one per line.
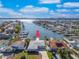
(76, 44), (79, 50)
(71, 43), (79, 49)
(19, 32), (29, 38)
(27, 30), (46, 54)
(5, 27), (14, 34)
(0, 40), (25, 53)
(64, 37), (76, 44)
(5, 29), (14, 34)
(36, 30), (40, 41)
(49, 40), (67, 50)
(11, 41), (26, 50)
(0, 47), (13, 53)
(64, 37), (79, 49)
(0, 32), (11, 40)
(27, 40), (46, 52)
(0, 53), (3, 59)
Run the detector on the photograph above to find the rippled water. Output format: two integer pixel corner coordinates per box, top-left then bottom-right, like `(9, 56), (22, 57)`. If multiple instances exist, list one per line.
(22, 22), (64, 40)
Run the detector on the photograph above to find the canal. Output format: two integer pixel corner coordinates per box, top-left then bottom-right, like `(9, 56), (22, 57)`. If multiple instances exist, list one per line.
(22, 21), (64, 40)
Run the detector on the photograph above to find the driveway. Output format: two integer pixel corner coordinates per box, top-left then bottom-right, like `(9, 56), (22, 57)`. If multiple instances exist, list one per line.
(39, 51), (49, 59)
(2, 56), (7, 59)
(71, 54), (79, 59)
(54, 54), (61, 59)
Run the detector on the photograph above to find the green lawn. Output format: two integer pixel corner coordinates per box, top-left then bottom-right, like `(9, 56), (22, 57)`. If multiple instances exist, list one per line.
(14, 51), (27, 59)
(58, 48), (71, 59)
(27, 55), (40, 59)
(14, 51), (40, 59)
(47, 51), (53, 59)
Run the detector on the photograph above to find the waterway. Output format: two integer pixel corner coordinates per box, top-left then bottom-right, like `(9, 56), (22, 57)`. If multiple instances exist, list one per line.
(22, 21), (64, 40)
(0, 20), (64, 49)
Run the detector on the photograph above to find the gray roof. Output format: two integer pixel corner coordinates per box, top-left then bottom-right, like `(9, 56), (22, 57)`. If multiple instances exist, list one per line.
(11, 41), (25, 49)
(0, 32), (11, 39)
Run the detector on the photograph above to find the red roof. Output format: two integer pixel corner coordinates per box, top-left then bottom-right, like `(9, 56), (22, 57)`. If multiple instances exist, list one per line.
(49, 40), (67, 48)
(36, 30), (40, 38)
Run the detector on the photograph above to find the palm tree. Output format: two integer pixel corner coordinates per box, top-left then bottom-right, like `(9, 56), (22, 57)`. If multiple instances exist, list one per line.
(25, 38), (30, 47)
(14, 24), (21, 34)
(0, 27), (5, 32)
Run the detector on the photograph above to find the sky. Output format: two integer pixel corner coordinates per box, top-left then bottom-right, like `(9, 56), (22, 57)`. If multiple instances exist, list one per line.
(0, 0), (79, 18)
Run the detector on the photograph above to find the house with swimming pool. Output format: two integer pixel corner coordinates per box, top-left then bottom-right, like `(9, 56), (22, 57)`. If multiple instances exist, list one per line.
(49, 40), (68, 51)
(0, 32), (12, 40)
(27, 30), (46, 54)
(11, 40), (26, 50)
(27, 40), (46, 51)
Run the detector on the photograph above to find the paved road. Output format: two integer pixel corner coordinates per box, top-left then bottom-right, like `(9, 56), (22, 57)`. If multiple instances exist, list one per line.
(53, 54), (61, 59)
(71, 54), (79, 59)
(56, 54), (61, 59)
(39, 51), (49, 59)
(2, 56), (7, 59)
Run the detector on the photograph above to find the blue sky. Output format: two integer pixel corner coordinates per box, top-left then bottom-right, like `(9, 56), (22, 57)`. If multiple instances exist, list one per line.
(0, 0), (79, 18)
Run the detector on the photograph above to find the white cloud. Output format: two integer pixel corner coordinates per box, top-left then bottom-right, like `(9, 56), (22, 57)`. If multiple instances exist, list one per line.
(56, 9), (79, 13)
(0, 8), (23, 18)
(49, 11), (64, 18)
(64, 2), (79, 8)
(56, 9), (70, 12)
(26, 5), (34, 8)
(57, 2), (79, 8)
(0, 16), (2, 18)
(0, 2), (22, 18)
(49, 10), (79, 18)
(0, 5), (49, 18)
(0, 4), (2, 7)
(74, 9), (79, 12)
(20, 20), (35, 23)
(56, 4), (62, 8)
(19, 5), (50, 18)
(20, 5), (49, 14)
(0, 1), (3, 7)
(16, 4), (19, 7)
(40, 0), (60, 4)
(0, 5), (79, 18)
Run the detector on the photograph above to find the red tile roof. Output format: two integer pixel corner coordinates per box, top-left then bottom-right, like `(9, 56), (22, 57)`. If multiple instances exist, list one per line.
(49, 40), (67, 49)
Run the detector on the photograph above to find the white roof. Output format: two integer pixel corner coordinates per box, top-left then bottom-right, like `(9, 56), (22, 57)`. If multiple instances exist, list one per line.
(28, 40), (45, 50)
(77, 44), (79, 47)
(0, 54), (3, 56)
